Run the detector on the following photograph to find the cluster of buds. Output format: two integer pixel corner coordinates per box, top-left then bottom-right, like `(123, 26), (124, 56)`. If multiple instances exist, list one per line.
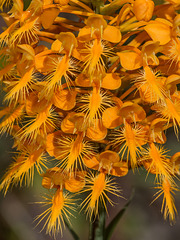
(0, 0), (180, 237)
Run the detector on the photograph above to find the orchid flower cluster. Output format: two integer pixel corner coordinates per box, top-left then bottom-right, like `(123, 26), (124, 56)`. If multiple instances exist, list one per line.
(0, 0), (180, 237)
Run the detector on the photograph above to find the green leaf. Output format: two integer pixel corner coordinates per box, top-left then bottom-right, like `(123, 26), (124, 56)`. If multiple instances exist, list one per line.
(23, 0), (31, 10)
(65, 220), (80, 240)
(105, 189), (135, 240)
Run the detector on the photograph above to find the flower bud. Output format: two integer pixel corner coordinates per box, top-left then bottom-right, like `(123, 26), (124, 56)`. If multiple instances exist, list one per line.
(133, 0), (154, 22)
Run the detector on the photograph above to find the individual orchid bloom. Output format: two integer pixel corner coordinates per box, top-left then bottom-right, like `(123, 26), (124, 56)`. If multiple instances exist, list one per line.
(81, 150), (127, 218)
(0, 0), (40, 47)
(40, 32), (79, 99)
(16, 94), (57, 142)
(60, 112), (87, 134)
(34, 46), (56, 74)
(134, 66), (167, 103)
(117, 41), (161, 70)
(0, 104), (24, 135)
(55, 132), (93, 171)
(142, 143), (175, 184)
(46, 130), (97, 172)
(1, 44), (37, 105)
(86, 118), (108, 141)
(36, 167), (86, 236)
(151, 96), (180, 136)
(78, 38), (113, 82)
(41, 167), (86, 192)
(0, 146), (45, 195)
(117, 46), (143, 70)
(110, 121), (148, 169)
(4, 66), (34, 105)
(153, 177), (178, 223)
(78, 14), (121, 80)
(77, 86), (114, 125)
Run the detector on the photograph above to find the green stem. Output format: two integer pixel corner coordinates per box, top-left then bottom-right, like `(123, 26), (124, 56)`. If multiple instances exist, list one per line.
(91, 0), (104, 14)
(65, 220), (80, 240)
(89, 205), (106, 240)
(105, 189), (135, 240)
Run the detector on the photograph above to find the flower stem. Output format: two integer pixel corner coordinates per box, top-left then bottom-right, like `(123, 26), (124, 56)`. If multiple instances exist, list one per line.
(89, 205), (106, 240)
(91, 0), (104, 14)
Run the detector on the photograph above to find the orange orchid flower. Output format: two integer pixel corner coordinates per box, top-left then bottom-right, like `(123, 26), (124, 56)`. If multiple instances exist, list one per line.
(81, 150), (126, 218)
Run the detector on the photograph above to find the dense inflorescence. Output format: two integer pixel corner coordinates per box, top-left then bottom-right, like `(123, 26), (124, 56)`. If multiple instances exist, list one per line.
(0, 0), (180, 237)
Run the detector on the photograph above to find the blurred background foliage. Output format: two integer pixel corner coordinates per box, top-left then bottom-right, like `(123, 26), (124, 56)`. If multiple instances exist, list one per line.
(0, 0), (180, 240)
